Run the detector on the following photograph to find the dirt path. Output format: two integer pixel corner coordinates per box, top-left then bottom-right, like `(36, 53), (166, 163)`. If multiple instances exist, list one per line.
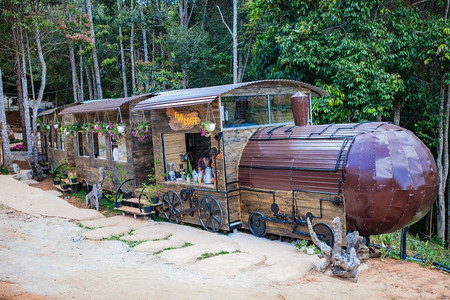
(0, 176), (449, 299)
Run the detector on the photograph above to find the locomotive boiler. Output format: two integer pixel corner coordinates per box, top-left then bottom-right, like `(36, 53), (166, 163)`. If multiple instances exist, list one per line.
(239, 92), (438, 242)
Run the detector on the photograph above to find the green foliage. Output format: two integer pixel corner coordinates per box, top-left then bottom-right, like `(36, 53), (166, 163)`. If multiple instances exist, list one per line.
(0, 167), (10, 175)
(197, 250), (241, 261)
(371, 231), (450, 267)
(153, 242), (194, 255)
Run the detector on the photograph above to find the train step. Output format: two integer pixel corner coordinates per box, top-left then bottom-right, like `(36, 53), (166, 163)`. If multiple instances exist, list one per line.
(229, 220), (242, 231)
(122, 198), (162, 206)
(115, 206), (155, 219)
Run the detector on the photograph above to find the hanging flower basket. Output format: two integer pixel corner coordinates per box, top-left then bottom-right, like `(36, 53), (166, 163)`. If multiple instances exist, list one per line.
(117, 125), (125, 134)
(131, 121), (149, 141)
(201, 121), (215, 138)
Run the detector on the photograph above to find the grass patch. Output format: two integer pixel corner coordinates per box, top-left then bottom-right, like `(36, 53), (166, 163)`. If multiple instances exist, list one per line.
(75, 222), (94, 230)
(154, 242), (194, 255)
(152, 234), (172, 241)
(197, 250), (241, 261)
(371, 231), (450, 267)
(101, 233), (126, 241)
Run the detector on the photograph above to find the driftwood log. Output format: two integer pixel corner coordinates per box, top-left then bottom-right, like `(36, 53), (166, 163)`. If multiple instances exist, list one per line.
(307, 217), (369, 282)
(85, 167), (105, 211)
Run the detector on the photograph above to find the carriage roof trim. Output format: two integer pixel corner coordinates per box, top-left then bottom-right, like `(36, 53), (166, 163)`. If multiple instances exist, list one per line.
(59, 93), (154, 115)
(133, 80), (329, 111)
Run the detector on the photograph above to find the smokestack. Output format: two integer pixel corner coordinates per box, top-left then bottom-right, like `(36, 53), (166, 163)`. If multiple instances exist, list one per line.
(290, 92), (310, 126)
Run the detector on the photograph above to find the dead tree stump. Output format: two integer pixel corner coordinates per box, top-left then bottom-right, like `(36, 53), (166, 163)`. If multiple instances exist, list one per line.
(307, 217), (369, 282)
(85, 167), (105, 211)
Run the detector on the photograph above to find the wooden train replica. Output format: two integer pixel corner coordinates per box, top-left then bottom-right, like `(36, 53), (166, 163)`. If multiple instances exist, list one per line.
(40, 80), (439, 245)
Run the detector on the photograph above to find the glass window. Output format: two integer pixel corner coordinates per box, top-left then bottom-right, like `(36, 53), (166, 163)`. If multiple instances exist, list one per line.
(77, 132), (85, 157)
(92, 133), (107, 159)
(53, 130), (58, 149)
(48, 132), (52, 149)
(222, 95), (268, 128)
(111, 136), (127, 162)
(59, 133), (65, 151)
(270, 94), (295, 124)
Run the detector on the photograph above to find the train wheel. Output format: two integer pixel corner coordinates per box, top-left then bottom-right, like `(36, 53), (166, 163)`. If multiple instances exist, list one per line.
(198, 196), (223, 232)
(162, 190), (183, 224)
(313, 222), (334, 247)
(248, 212), (267, 237)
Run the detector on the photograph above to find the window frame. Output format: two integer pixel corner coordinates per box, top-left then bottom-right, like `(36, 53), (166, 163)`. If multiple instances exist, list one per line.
(220, 93), (306, 131)
(92, 132), (107, 160)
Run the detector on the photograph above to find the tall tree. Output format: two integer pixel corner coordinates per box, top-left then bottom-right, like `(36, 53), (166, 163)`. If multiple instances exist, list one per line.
(86, 0), (102, 99)
(130, 0), (136, 92)
(117, 0), (128, 97)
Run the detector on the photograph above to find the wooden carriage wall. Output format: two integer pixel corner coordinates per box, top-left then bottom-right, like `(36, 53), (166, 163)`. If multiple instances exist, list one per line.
(39, 106), (77, 168)
(58, 94), (154, 192)
(134, 80), (331, 235)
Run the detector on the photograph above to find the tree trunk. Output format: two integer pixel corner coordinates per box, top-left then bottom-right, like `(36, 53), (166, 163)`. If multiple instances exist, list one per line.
(79, 50), (85, 102)
(91, 67), (97, 99)
(26, 27), (46, 181)
(232, 0), (238, 84)
(182, 68), (189, 89)
(117, 0), (128, 97)
(130, 0), (136, 93)
(86, 0), (103, 99)
(19, 28), (33, 169)
(437, 75), (448, 240)
(200, 0), (208, 30)
(86, 63), (93, 100)
(140, 0), (149, 91)
(0, 68), (18, 173)
(393, 99), (400, 126)
(69, 13), (80, 103)
(13, 28), (27, 148)
(151, 30), (155, 63)
(26, 33), (36, 101)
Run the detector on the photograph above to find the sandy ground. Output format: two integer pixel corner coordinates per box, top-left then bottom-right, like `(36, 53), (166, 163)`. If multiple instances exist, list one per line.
(0, 175), (449, 300)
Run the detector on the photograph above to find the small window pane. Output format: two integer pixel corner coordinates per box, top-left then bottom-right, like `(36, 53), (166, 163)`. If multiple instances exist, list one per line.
(112, 136), (127, 162)
(59, 133), (65, 151)
(77, 132), (85, 156)
(93, 133), (107, 159)
(270, 94), (295, 124)
(222, 96), (268, 128)
(53, 131), (58, 149)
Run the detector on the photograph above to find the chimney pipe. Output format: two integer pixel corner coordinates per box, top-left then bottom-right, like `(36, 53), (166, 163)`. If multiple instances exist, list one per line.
(290, 92), (309, 126)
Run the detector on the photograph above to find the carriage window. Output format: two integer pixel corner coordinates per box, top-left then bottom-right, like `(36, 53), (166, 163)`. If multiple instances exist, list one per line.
(53, 130), (58, 149)
(48, 132), (52, 148)
(270, 94), (295, 124)
(221, 95), (268, 128)
(59, 133), (65, 151)
(92, 133), (107, 159)
(111, 136), (127, 162)
(162, 133), (212, 183)
(77, 132), (87, 157)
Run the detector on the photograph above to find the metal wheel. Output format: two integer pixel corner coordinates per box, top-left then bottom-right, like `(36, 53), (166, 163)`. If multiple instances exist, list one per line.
(248, 212), (267, 237)
(198, 196), (223, 232)
(313, 222), (335, 247)
(162, 190), (183, 224)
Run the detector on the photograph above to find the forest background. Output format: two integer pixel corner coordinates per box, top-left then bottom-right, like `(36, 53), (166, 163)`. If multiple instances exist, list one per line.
(0, 0), (449, 242)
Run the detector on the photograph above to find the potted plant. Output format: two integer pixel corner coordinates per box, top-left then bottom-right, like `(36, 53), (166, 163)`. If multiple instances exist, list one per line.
(69, 172), (78, 184)
(115, 194), (123, 208)
(53, 175), (61, 185)
(201, 121), (215, 138)
(61, 181), (70, 190)
(131, 121), (150, 141)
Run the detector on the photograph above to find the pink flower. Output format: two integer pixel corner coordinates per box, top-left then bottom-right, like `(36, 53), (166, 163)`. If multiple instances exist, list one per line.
(201, 128), (206, 136)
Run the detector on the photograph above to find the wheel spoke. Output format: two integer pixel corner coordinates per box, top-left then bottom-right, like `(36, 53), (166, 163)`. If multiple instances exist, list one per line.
(211, 218), (216, 231)
(212, 215), (221, 225)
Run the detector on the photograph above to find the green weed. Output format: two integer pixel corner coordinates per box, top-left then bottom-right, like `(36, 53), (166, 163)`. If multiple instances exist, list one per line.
(196, 250), (241, 261)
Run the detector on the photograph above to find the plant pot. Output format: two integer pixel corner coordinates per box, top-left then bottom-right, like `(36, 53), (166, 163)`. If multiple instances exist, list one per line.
(117, 125), (125, 134)
(207, 123), (216, 132)
(115, 201), (123, 208)
(70, 178), (78, 184)
(142, 206), (152, 213)
(61, 183), (70, 190)
(53, 179), (61, 185)
(151, 197), (159, 204)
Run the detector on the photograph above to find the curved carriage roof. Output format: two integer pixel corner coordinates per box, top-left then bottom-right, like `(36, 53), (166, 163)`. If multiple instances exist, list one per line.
(59, 93), (153, 115)
(134, 80), (328, 111)
(238, 122), (391, 193)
